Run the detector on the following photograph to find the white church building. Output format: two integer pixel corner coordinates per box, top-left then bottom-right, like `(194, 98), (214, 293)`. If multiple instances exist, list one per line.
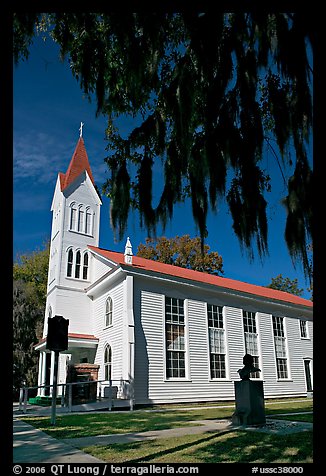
(35, 134), (313, 406)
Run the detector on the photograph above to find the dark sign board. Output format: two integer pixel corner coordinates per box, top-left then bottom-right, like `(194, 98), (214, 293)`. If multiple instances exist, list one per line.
(46, 315), (69, 352)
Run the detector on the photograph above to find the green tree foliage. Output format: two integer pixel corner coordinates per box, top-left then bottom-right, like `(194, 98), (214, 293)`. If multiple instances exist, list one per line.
(137, 235), (224, 276)
(13, 243), (49, 398)
(13, 241), (50, 307)
(13, 280), (45, 398)
(13, 13), (313, 279)
(267, 274), (304, 296)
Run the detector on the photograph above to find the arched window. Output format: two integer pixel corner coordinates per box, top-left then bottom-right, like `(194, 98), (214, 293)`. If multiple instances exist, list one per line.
(67, 249), (74, 277)
(77, 206), (84, 232)
(70, 203), (77, 230)
(85, 208), (93, 235)
(104, 344), (112, 381)
(83, 252), (89, 280)
(75, 250), (81, 278)
(105, 297), (113, 327)
(48, 306), (52, 319)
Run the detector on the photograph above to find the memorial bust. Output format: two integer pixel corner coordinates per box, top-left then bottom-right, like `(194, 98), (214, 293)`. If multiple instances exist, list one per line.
(238, 354), (261, 380)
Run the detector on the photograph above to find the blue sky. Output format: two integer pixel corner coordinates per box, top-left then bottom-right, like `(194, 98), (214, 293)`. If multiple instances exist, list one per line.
(13, 35), (312, 298)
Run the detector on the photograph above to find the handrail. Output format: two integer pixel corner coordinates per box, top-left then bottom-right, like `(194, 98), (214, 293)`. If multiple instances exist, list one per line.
(19, 378), (129, 391)
(18, 378), (134, 414)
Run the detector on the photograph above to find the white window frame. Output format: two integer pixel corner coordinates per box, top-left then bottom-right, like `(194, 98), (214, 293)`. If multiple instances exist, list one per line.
(164, 295), (187, 380)
(66, 248), (74, 277)
(75, 249), (81, 278)
(77, 205), (84, 233)
(299, 319), (309, 339)
(303, 358), (313, 392)
(82, 252), (89, 280)
(69, 202), (94, 236)
(272, 315), (291, 380)
(69, 202), (78, 231)
(85, 207), (93, 235)
(207, 304), (227, 380)
(105, 296), (113, 328)
(243, 310), (261, 379)
(104, 344), (112, 381)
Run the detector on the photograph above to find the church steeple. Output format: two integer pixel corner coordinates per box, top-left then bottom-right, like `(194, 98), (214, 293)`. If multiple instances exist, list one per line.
(59, 135), (95, 191)
(48, 128), (101, 295)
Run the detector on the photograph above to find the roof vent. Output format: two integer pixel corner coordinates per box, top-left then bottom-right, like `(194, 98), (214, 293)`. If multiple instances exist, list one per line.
(124, 237), (133, 265)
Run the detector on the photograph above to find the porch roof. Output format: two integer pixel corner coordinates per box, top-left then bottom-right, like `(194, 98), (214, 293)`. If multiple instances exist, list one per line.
(34, 333), (99, 352)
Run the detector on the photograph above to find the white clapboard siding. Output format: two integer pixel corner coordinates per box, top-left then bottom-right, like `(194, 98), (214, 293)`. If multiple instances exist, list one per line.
(257, 313), (308, 397)
(306, 321), (313, 355)
(225, 306), (245, 382)
(54, 288), (92, 335)
(136, 290), (164, 402)
(93, 280), (125, 383)
(135, 293), (236, 403)
(133, 285), (313, 404)
(92, 255), (113, 282)
(187, 300), (234, 400)
(187, 300), (210, 383)
(286, 317), (306, 392)
(133, 288), (149, 401)
(257, 312), (277, 396)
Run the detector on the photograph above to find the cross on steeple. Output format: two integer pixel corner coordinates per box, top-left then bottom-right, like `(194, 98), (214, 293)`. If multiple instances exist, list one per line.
(79, 122), (84, 138)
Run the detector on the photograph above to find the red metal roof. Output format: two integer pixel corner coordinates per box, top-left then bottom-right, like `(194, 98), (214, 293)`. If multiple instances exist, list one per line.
(68, 333), (99, 341)
(89, 245), (313, 308)
(34, 333), (98, 348)
(60, 138), (95, 191)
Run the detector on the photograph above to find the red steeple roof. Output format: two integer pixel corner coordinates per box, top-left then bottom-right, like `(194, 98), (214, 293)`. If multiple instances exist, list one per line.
(60, 137), (95, 191)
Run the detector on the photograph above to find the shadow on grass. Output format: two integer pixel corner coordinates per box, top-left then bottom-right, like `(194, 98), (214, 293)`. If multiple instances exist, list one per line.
(22, 411), (208, 439)
(86, 430), (313, 464)
(184, 431), (313, 464)
(130, 430), (233, 463)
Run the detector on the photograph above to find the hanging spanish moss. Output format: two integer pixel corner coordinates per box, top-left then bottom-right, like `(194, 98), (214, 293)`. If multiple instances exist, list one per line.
(14, 12), (313, 279)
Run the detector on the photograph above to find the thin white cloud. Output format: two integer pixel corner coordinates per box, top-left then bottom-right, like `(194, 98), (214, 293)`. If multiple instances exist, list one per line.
(13, 131), (72, 185)
(13, 129), (109, 188)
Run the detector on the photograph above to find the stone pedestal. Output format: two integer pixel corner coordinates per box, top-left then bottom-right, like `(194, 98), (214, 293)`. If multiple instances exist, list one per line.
(232, 380), (266, 426)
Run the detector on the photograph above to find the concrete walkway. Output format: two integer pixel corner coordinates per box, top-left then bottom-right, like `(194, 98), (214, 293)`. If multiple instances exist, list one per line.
(13, 418), (104, 463)
(61, 419), (233, 448)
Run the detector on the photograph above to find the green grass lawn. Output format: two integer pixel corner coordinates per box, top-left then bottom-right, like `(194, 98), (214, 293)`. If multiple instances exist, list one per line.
(21, 398), (312, 439)
(19, 398), (313, 463)
(20, 409), (213, 439)
(83, 430), (313, 463)
(269, 413), (313, 423)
